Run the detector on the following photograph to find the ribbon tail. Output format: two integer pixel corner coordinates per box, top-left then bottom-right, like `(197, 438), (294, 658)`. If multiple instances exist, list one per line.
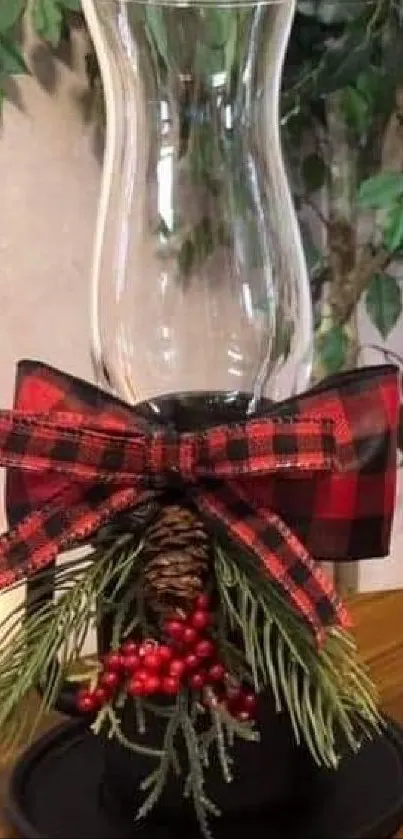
(193, 484), (351, 643)
(0, 483), (154, 590)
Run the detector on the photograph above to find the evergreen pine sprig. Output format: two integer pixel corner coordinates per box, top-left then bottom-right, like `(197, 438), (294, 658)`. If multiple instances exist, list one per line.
(214, 543), (381, 768)
(0, 536), (144, 757)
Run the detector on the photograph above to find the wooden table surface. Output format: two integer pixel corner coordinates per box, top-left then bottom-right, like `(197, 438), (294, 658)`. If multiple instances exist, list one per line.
(1, 591), (403, 837)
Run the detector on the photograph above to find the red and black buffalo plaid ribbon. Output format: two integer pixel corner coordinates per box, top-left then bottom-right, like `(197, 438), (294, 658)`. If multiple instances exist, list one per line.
(0, 360), (399, 642)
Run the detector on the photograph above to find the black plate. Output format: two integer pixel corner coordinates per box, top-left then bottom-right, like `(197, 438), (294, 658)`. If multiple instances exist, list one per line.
(5, 717), (403, 839)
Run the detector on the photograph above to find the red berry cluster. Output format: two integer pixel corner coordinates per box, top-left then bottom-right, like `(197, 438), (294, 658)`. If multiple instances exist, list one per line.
(76, 594), (258, 723)
(76, 638), (144, 714)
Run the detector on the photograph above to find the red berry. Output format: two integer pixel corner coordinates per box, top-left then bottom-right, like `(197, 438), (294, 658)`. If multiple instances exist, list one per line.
(94, 687), (108, 707)
(183, 626), (198, 647)
(103, 652), (124, 672)
(184, 653), (199, 671)
(123, 654), (141, 673)
(139, 640), (156, 658)
(208, 663), (226, 683)
(143, 675), (161, 695)
(99, 671), (120, 692)
(162, 676), (180, 696)
(121, 640), (138, 656)
(189, 672), (206, 690)
(195, 639), (215, 660)
(143, 651), (163, 673)
(164, 619), (186, 642)
(226, 685), (243, 714)
(135, 668), (149, 683)
(195, 594), (211, 611)
(242, 692), (258, 717)
(77, 690), (97, 714)
(191, 611), (212, 631)
(158, 645), (173, 666)
(127, 677), (147, 697)
(169, 659), (186, 679)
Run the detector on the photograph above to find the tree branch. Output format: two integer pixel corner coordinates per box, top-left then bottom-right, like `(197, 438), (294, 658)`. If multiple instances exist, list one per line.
(330, 245), (392, 327)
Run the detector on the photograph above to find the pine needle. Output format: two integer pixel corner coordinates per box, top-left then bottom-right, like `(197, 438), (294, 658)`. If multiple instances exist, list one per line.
(0, 537), (144, 756)
(180, 701), (214, 839)
(135, 698), (146, 735)
(213, 700), (259, 744)
(104, 705), (164, 759)
(214, 543), (381, 768)
(210, 707), (233, 783)
(137, 698), (183, 820)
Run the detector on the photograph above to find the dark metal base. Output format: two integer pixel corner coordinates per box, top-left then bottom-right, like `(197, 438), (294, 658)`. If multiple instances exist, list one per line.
(4, 717), (403, 839)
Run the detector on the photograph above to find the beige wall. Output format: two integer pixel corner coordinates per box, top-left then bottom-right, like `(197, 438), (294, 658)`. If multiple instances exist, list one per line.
(0, 28), (99, 400)
(0, 26), (401, 627)
(0, 28), (100, 618)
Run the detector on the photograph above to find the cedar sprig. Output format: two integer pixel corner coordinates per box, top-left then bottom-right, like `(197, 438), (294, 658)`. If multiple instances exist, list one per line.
(99, 688), (257, 839)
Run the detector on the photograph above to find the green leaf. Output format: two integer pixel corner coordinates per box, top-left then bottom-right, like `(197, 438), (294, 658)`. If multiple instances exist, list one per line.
(0, 33), (27, 73)
(224, 11), (239, 79)
(32, 0), (63, 48)
(0, 0), (26, 32)
(384, 204), (403, 253)
(59, 0), (81, 9)
(340, 85), (370, 138)
(365, 274), (402, 339)
(314, 32), (371, 97)
(357, 173), (403, 210)
(301, 153), (326, 193)
(195, 41), (225, 79)
(202, 8), (234, 49)
(317, 326), (348, 374)
(145, 7), (169, 68)
(356, 68), (381, 103)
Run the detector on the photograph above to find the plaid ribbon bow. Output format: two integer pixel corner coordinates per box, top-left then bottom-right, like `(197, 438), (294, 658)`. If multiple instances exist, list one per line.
(0, 360), (399, 642)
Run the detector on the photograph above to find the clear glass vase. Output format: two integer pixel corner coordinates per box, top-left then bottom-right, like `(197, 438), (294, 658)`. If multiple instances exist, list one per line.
(83, 0), (313, 410)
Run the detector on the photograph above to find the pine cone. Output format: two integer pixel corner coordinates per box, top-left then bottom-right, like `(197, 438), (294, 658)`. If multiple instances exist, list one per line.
(143, 505), (210, 619)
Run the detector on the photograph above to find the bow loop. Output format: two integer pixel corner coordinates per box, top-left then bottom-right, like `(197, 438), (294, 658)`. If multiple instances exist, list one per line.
(192, 416), (338, 479)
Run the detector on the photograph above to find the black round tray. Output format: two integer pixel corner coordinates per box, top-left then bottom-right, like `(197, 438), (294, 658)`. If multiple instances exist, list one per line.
(5, 717), (403, 839)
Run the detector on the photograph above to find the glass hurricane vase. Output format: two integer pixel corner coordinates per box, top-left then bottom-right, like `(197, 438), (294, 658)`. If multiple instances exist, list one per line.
(84, 0), (313, 410)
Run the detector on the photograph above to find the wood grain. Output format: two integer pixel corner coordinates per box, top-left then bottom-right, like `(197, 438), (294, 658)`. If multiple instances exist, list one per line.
(1, 591), (403, 838)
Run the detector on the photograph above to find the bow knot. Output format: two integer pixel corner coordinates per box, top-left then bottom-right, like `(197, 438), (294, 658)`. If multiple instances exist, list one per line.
(146, 416), (339, 487)
(147, 430), (197, 488)
(0, 360), (399, 644)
